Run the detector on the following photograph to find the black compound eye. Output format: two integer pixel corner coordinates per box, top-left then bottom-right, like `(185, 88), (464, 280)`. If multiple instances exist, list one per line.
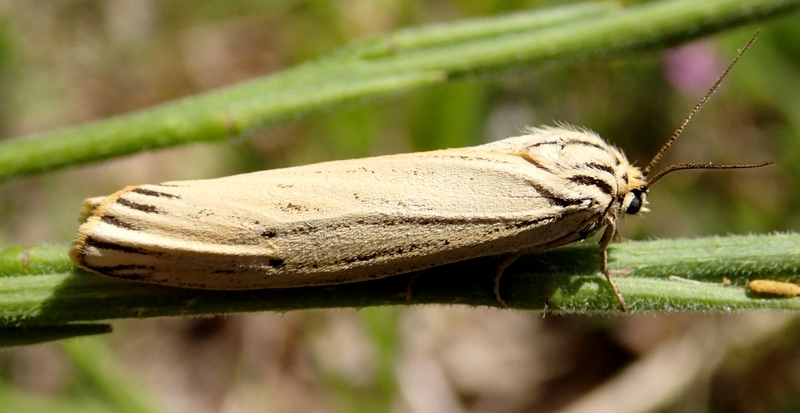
(625, 189), (643, 215)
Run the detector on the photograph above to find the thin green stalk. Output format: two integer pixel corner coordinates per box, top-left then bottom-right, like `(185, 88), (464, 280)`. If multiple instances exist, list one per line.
(0, 381), (113, 413)
(60, 340), (161, 413)
(0, 324), (111, 347)
(0, 0), (798, 180)
(337, 2), (623, 58)
(0, 234), (797, 330)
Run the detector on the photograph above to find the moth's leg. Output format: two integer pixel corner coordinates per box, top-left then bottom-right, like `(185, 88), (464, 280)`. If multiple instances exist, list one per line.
(599, 219), (628, 312)
(405, 270), (427, 302)
(494, 232), (583, 308)
(494, 251), (525, 308)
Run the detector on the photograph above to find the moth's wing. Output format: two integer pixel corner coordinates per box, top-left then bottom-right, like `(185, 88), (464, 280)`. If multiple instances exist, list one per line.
(478, 127), (630, 200)
(71, 131), (619, 289)
(78, 196), (110, 221)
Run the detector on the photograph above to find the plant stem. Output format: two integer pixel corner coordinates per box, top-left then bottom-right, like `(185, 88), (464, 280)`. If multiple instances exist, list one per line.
(0, 234), (798, 331)
(0, 0), (797, 181)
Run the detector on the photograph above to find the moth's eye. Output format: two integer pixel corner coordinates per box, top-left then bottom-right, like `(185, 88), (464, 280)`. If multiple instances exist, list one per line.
(625, 189), (644, 215)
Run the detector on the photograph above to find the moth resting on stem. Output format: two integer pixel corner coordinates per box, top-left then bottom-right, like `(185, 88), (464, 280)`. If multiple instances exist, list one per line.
(70, 32), (770, 313)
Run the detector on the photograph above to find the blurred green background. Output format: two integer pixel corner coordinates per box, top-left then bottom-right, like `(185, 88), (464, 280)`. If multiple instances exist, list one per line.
(1, 1), (800, 412)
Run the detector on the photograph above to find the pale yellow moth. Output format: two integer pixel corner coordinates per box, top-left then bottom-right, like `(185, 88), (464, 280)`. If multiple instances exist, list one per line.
(70, 33), (769, 312)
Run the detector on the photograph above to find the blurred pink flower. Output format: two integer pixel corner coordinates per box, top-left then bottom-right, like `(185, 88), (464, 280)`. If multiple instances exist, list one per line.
(663, 41), (726, 98)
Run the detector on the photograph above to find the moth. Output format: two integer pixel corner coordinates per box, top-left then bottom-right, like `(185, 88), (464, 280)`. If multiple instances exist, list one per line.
(70, 33), (768, 312)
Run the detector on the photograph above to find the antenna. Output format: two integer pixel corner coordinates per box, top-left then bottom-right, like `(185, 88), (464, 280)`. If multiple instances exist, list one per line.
(645, 161), (773, 189)
(643, 30), (761, 178)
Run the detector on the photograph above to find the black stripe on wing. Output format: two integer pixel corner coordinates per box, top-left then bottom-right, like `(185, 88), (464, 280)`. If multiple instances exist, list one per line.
(585, 162), (616, 176)
(527, 138), (609, 153)
(117, 198), (162, 214)
(130, 187), (181, 199)
(92, 264), (156, 280)
(84, 237), (151, 255)
(525, 179), (589, 207)
(101, 215), (140, 231)
(567, 175), (615, 197)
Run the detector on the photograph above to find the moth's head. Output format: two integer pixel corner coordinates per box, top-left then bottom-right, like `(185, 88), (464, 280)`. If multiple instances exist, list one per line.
(619, 32), (770, 217)
(621, 165), (649, 216)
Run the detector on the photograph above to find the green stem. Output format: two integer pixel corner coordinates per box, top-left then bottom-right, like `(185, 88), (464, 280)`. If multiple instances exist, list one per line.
(0, 0), (797, 181)
(0, 234), (798, 332)
(60, 340), (160, 413)
(0, 324), (111, 347)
